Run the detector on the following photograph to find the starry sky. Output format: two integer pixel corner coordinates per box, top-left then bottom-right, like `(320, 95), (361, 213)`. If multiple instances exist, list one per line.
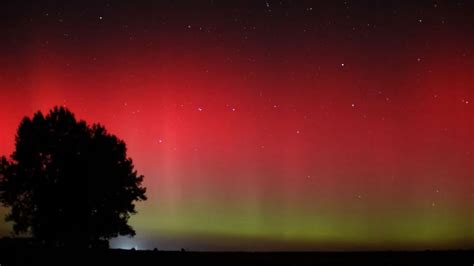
(0, 1), (473, 251)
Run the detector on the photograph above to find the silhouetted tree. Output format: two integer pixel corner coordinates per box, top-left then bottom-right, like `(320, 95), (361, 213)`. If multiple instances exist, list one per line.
(0, 107), (147, 248)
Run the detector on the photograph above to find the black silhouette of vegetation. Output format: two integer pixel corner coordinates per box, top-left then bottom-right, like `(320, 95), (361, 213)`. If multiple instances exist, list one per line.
(0, 107), (146, 248)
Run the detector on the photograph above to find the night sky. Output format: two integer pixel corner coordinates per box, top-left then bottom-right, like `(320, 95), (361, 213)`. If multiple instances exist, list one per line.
(0, 1), (473, 251)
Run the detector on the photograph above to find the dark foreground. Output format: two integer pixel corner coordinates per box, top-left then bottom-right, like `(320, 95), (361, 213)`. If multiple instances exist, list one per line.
(0, 248), (472, 266)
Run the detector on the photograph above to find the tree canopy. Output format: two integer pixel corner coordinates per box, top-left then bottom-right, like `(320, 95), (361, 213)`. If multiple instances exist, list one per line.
(0, 107), (147, 248)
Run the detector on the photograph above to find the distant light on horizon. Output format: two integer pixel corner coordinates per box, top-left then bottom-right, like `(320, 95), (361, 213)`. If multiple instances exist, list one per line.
(110, 237), (142, 250)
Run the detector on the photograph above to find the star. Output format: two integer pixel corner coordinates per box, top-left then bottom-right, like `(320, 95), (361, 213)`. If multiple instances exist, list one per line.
(197, 107), (203, 112)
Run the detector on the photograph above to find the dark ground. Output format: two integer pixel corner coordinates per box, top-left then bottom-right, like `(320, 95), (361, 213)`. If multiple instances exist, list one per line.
(0, 248), (472, 266)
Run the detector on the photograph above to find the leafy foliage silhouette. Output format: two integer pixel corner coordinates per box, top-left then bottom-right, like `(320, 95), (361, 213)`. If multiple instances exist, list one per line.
(0, 107), (147, 247)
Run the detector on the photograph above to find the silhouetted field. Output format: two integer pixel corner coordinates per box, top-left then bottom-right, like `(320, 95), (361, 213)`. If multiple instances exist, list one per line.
(0, 247), (472, 266)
